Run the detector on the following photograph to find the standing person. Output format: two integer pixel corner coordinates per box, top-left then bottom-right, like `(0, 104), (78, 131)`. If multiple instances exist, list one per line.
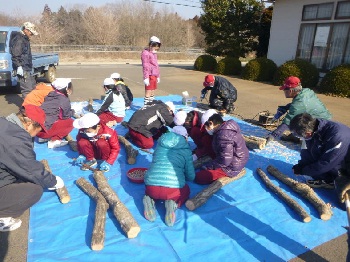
(110, 73), (133, 109)
(289, 113), (350, 189)
(96, 78), (126, 127)
(195, 114), (249, 184)
(143, 126), (195, 226)
(266, 76), (332, 144)
(0, 105), (64, 232)
(141, 36), (161, 105)
(201, 74), (237, 114)
(126, 101), (175, 149)
(10, 22), (38, 99)
(73, 113), (120, 171)
(38, 78), (76, 149)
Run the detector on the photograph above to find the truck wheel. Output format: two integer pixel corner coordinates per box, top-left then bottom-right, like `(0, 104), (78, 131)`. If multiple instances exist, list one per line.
(44, 66), (56, 83)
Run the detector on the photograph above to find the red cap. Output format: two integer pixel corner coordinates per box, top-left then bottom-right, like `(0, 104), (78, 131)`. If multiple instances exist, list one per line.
(203, 74), (215, 87)
(23, 105), (47, 132)
(279, 76), (301, 90)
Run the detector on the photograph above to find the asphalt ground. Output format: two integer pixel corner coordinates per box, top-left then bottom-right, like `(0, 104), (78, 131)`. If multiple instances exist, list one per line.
(0, 62), (349, 262)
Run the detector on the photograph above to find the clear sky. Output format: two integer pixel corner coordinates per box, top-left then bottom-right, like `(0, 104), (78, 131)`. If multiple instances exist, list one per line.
(0, 0), (202, 19)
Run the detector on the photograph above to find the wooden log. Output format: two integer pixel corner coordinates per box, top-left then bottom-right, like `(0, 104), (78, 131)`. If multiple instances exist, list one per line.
(193, 155), (212, 169)
(118, 135), (139, 165)
(76, 177), (109, 251)
(243, 135), (266, 150)
(186, 168), (246, 211)
(267, 165), (333, 221)
(93, 171), (141, 238)
(87, 97), (94, 112)
(40, 159), (71, 204)
(256, 168), (311, 223)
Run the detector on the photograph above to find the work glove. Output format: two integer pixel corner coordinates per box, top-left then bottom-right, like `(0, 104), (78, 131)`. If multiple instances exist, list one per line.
(100, 161), (111, 172)
(192, 154), (198, 161)
(48, 176), (65, 190)
(75, 155), (86, 164)
(143, 78), (150, 86)
(17, 66), (24, 77)
(157, 77), (160, 83)
(292, 164), (302, 175)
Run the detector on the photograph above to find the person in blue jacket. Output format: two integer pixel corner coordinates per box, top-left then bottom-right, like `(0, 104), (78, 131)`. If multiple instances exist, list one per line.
(143, 126), (195, 227)
(289, 113), (350, 189)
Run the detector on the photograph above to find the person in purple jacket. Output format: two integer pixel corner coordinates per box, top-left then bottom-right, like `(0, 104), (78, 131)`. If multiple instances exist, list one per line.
(141, 36), (161, 105)
(289, 113), (350, 189)
(195, 113), (249, 184)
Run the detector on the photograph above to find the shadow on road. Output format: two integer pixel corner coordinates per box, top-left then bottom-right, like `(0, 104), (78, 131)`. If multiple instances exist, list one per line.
(0, 232), (9, 261)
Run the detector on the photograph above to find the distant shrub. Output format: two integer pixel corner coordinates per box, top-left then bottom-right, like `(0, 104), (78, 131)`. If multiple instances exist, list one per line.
(194, 55), (217, 71)
(319, 64), (350, 97)
(273, 59), (319, 88)
(215, 57), (241, 75)
(241, 57), (277, 81)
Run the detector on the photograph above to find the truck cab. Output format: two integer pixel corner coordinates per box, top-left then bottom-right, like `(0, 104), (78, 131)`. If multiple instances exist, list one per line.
(0, 26), (59, 93)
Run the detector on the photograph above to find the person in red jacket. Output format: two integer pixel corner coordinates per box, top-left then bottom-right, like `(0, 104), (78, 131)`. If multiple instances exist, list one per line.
(73, 113), (120, 171)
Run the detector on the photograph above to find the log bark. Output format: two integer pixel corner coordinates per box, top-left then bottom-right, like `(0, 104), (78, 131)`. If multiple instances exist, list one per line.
(267, 165), (333, 221)
(256, 168), (311, 223)
(87, 97), (94, 112)
(118, 135), (139, 165)
(40, 159), (71, 204)
(76, 177), (109, 251)
(193, 155), (212, 169)
(93, 171), (141, 238)
(243, 135), (266, 150)
(186, 168), (246, 211)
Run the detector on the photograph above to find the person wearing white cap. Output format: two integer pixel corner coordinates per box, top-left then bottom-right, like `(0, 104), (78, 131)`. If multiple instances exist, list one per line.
(110, 73), (134, 109)
(141, 36), (161, 105)
(126, 100), (175, 149)
(10, 22), (39, 98)
(143, 124), (194, 226)
(37, 78), (76, 149)
(73, 112), (120, 172)
(95, 78), (126, 127)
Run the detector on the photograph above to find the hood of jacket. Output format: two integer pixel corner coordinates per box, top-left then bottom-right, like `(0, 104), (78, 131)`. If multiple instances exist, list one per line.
(159, 132), (189, 150)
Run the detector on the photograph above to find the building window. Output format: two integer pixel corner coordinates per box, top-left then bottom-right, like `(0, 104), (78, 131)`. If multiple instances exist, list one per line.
(302, 3), (334, 21)
(336, 1), (350, 19)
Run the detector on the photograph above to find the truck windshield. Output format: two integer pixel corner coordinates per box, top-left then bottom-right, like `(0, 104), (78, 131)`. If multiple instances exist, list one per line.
(0, 31), (7, 52)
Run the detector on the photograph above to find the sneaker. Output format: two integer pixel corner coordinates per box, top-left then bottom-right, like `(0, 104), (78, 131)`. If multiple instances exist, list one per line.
(48, 140), (69, 149)
(80, 159), (97, 171)
(38, 138), (49, 143)
(306, 179), (335, 189)
(0, 217), (22, 232)
(143, 195), (156, 222)
(165, 200), (177, 227)
(68, 140), (78, 152)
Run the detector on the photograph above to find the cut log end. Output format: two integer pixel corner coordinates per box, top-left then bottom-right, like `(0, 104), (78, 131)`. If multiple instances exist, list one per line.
(56, 186), (71, 204)
(127, 157), (136, 165)
(91, 244), (104, 251)
(320, 213), (332, 221)
(303, 216), (312, 223)
(127, 227), (141, 239)
(185, 200), (195, 211)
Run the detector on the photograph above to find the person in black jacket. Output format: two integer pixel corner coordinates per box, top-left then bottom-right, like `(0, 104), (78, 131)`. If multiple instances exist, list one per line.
(10, 22), (38, 98)
(0, 105), (64, 232)
(201, 74), (237, 114)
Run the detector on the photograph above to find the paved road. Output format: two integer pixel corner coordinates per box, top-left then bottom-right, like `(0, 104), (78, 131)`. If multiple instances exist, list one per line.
(0, 63), (349, 262)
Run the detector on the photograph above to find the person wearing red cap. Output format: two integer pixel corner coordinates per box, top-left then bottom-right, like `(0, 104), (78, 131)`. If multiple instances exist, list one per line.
(266, 76), (332, 144)
(0, 105), (64, 232)
(201, 74), (237, 114)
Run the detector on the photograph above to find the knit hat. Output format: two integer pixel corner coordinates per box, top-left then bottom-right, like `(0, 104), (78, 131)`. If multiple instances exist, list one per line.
(203, 74), (215, 87)
(52, 78), (71, 90)
(73, 113), (100, 129)
(174, 111), (187, 126)
(110, 73), (121, 79)
(165, 101), (175, 113)
(23, 105), (46, 132)
(22, 22), (38, 35)
(279, 76), (301, 90)
(172, 126), (188, 138)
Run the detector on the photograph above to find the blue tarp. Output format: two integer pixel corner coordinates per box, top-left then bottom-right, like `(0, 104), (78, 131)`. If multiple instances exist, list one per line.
(28, 95), (347, 262)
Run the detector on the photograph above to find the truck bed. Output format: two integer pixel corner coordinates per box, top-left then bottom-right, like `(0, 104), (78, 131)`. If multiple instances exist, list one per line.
(32, 53), (59, 68)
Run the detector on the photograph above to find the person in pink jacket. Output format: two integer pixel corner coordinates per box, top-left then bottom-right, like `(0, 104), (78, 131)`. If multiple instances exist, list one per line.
(141, 36), (161, 105)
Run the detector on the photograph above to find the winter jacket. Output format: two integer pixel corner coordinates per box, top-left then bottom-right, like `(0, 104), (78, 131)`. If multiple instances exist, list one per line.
(40, 90), (75, 129)
(10, 31), (33, 71)
(96, 89), (125, 117)
(115, 80), (133, 107)
(141, 48), (160, 80)
(145, 132), (195, 188)
(298, 119), (350, 178)
(128, 100), (174, 138)
(77, 124), (120, 165)
(205, 120), (249, 177)
(202, 76), (237, 108)
(0, 115), (57, 189)
(22, 83), (54, 106)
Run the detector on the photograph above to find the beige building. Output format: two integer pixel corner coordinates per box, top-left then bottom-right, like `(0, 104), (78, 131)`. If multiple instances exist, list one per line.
(267, 0), (350, 72)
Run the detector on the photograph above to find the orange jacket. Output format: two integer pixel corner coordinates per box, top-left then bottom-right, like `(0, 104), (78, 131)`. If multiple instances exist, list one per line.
(22, 82), (54, 106)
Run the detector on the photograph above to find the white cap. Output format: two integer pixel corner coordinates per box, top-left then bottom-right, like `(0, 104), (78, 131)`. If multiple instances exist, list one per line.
(172, 126), (188, 138)
(110, 73), (121, 79)
(150, 36), (161, 43)
(23, 22), (38, 35)
(73, 113), (100, 129)
(52, 78), (71, 90)
(165, 101), (175, 113)
(174, 111), (187, 126)
(103, 78), (115, 86)
(201, 109), (217, 124)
